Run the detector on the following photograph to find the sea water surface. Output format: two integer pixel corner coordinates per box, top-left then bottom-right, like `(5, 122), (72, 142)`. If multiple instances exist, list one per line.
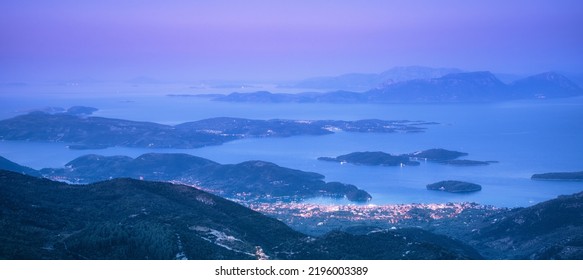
(1, 84), (582, 207)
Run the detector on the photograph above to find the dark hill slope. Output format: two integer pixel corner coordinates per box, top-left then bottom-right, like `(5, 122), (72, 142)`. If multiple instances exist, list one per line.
(0, 171), (480, 260)
(0, 155), (39, 176)
(471, 191), (583, 259)
(0, 170), (304, 259)
(277, 229), (482, 260)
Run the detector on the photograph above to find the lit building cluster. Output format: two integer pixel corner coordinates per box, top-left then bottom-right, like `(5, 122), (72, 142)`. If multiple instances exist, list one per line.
(247, 201), (498, 226)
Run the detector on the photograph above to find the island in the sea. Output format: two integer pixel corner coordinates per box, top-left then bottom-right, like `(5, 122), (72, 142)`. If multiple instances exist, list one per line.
(318, 151), (420, 166)
(318, 148), (496, 167)
(0, 111), (434, 149)
(531, 171), (583, 181)
(426, 180), (482, 193)
(408, 148), (469, 160)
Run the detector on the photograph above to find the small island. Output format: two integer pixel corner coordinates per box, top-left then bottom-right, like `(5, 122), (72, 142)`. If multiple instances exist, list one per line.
(408, 148), (468, 161)
(531, 171), (583, 181)
(426, 180), (482, 193)
(409, 149), (497, 165)
(319, 149), (496, 167)
(318, 151), (420, 166)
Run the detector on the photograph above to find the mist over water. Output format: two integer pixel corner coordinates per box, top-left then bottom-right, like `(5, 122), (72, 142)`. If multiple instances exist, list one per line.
(1, 86), (582, 207)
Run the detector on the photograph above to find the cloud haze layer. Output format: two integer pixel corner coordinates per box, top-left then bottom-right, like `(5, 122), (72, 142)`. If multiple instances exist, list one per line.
(1, 0), (582, 82)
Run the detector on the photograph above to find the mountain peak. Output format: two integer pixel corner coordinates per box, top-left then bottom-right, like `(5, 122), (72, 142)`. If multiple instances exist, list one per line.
(369, 71), (507, 102)
(510, 71), (583, 98)
(379, 66), (463, 79)
(522, 71), (579, 86)
(285, 66), (462, 91)
(438, 71), (504, 86)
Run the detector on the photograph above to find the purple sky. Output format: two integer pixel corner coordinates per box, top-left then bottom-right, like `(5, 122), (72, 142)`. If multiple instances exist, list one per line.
(1, 0), (582, 82)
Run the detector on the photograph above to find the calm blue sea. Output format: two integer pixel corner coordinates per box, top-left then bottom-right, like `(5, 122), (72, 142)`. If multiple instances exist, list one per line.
(1, 84), (582, 207)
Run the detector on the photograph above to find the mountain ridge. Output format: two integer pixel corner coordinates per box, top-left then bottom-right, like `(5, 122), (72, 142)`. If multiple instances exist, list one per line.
(215, 71), (583, 103)
(470, 191), (583, 259)
(280, 66), (463, 91)
(32, 153), (372, 202)
(0, 113), (431, 149)
(0, 170), (481, 260)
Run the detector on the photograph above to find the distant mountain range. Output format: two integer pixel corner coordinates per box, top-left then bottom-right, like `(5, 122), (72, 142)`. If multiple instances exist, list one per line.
(279, 66), (463, 91)
(212, 71), (583, 103)
(0, 112), (432, 150)
(370, 71), (507, 102)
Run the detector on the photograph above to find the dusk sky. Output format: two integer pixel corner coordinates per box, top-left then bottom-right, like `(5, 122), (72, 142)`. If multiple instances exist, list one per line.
(1, 0), (582, 82)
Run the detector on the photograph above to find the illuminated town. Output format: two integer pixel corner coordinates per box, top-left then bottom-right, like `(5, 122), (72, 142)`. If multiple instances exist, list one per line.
(245, 201), (504, 235)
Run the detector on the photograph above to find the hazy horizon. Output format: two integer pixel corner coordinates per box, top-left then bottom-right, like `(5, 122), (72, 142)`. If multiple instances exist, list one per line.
(2, 0), (583, 83)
